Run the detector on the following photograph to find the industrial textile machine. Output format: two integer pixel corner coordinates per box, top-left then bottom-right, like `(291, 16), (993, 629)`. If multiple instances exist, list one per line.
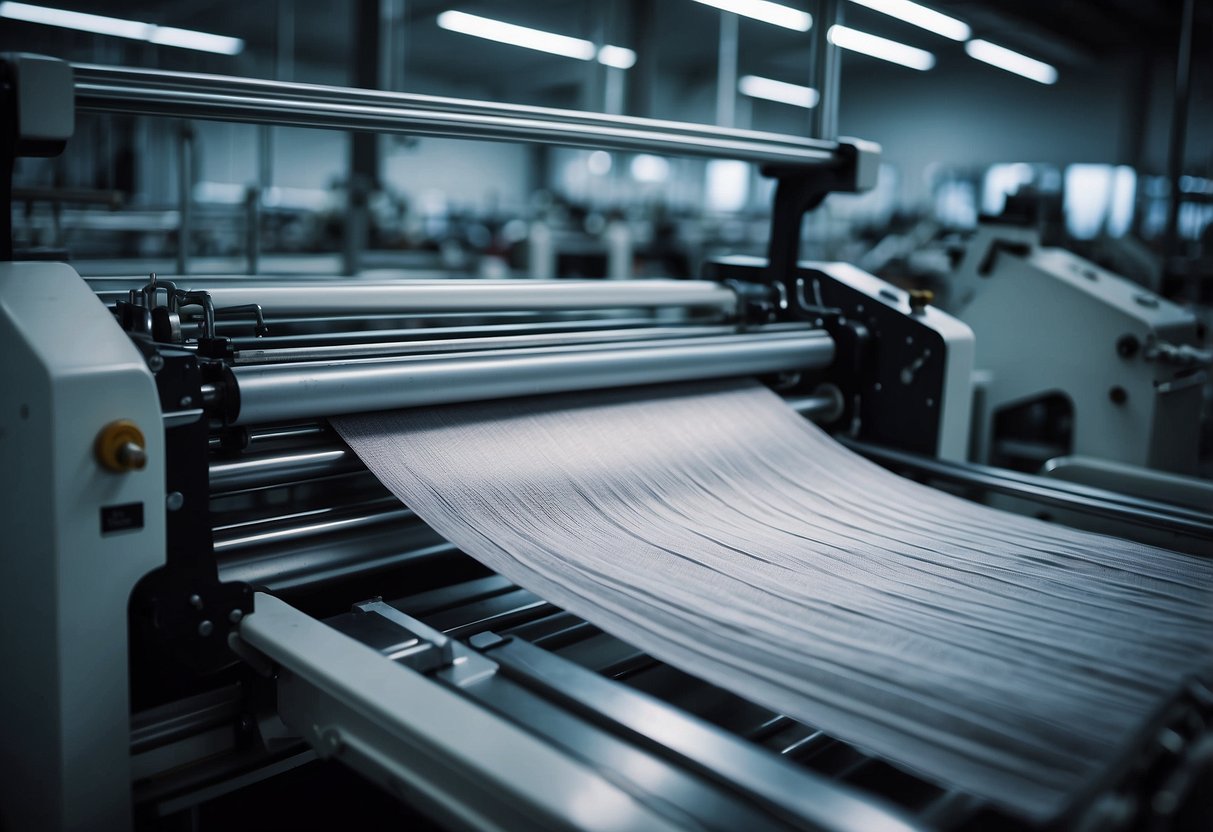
(2, 54), (1212, 832)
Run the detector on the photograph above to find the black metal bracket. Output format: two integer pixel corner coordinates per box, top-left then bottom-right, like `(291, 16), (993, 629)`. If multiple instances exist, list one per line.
(761, 139), (880, 288)
(127, 335), (252, 677)
(1, 54), (74, 260)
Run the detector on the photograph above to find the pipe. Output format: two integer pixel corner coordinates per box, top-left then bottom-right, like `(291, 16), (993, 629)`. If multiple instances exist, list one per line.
(71, 64), (841, 167)
(210, 446), (362, 492)
(229, 329), (834, 425)
(809, 0), (841, 141)
(213, 503), (414, 553)
(1163, 0), (1195, 266)
(210, 387), (847, 493)
(176, 279), (740, 316)
(175, 123), (193, 275)
(232, 323), (805, 365)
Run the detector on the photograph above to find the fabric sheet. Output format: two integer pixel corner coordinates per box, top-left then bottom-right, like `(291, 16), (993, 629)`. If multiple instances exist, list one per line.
(334, 379), (1213, 821)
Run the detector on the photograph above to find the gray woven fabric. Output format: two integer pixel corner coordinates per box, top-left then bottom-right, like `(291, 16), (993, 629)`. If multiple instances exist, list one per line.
(334, 379), (1213, 821)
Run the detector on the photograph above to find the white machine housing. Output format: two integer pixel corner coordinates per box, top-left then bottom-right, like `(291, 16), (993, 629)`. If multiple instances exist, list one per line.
(0, 261), (166, 831)
(950, 224), (1204, 474)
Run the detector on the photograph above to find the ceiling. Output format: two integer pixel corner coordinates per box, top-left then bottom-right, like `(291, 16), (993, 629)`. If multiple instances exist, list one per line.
(1, 0), (1204, 102)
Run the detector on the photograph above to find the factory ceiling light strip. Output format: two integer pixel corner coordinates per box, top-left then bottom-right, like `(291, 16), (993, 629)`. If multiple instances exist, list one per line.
(965, 39), (1059, 85)
(596, 45), (638, 70)
(845, 0), (970, 41)
(827, 24), (935, 70)
(689, 0), (812, 32)
(0, 1), (243, 54)
(738, 75), (820, 108)
(437, 10), (635, 69)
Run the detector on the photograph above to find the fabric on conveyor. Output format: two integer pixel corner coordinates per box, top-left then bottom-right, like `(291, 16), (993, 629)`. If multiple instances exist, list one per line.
(333, 379), (1213, 821)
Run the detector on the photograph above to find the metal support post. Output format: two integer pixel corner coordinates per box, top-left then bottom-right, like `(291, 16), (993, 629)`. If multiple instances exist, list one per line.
(175, 121), (194, 275)
(810, 0), (842, 141)
(1163, 0), (1195, 269)
(716, 12), (739, 128)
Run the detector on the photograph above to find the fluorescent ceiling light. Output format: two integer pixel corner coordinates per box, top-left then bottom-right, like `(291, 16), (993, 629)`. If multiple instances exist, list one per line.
(827, 24), (935, 70)
(738, 75), (819, 108)
(631, 154), (670, 183)
(0, 2), (243, 54)
(597, 44), (637, 69)
(965, 39), (1058, 84)
(437, 10), (636, 69)
(845, 0), (969, 41)
(437, 10), (594, 60)
(147, 26), (243, 55)
(689, 0), (811, 32)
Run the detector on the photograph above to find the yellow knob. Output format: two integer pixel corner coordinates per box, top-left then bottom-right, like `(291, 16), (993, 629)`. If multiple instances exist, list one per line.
(95, 420), (147, 473)
(908, 288), (934, 312)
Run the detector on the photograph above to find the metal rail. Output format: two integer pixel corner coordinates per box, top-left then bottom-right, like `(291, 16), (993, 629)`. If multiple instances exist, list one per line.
(72, 64), (845, 166)
(228, 329), (833, 425)
(180, 279), (740, 317)
(846, 439), (1213, 542)
(233, 323), (809, 365)
(209, 390), (843, 493)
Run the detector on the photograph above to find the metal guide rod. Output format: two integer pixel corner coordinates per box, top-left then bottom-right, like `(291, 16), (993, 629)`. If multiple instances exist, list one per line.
(232, 323), (808, 365)
(230, 329), (834, 424)
(174, 279), (741, 315)
(209, 389), (842, 493)
(72, 63), (843, 166)
(238, 592), (685, 832)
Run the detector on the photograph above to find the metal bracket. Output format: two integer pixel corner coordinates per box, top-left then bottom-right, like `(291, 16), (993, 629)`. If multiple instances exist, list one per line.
(127, 335), (252, 680)
(1, 54), (74, 260)
(760, 138), (880, 288)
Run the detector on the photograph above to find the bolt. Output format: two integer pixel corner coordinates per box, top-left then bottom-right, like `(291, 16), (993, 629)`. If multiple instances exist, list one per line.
(166, 491), (184, 511)
(1116, 335), (1140, 359)
(229, 609), (244, 624)
(908, 288), (934, 313)
(1109, 386), (1128, 405)
(188, 593), (203, 610)
(180, 395), (193, 407)
(198, 620), (214, 637)
(147, 355), (165, 372)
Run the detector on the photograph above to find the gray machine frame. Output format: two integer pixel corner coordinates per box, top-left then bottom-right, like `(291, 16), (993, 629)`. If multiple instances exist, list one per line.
(3, 54), (1211, 832)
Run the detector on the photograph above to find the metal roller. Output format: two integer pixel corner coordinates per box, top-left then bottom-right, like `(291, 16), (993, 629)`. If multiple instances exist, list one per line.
(229, 329), (834, 425)
(233, 323), (807, 365)
(73, 64), (844, 166)
(209, 390), (845, 493)
(177, 279), (739, 317)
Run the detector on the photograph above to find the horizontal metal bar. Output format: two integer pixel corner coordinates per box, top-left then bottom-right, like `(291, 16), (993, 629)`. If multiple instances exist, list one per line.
(238, 593), (685, 831)
(213, 502), (414, 553)
(844, 439), (1213, 542)
(210, 388), (841, 492)
(483, 637), (922, 832)
(186, 279), (740, 317)
(210, 446), (362, 491)
(73, 63), (844, 166)
(225, 318), (678, 350)
(218, 531), (457, 593)
(233, 323), (791, 365)
(230, 329), (834, 425)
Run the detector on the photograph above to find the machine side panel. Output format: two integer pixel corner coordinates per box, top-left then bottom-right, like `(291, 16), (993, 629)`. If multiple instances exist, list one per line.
(813, 262), (975, 462)
(0, 262), (165, 831)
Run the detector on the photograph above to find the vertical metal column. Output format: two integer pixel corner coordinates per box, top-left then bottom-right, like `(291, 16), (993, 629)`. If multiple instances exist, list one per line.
(809, 0), (841, 141)
(716, 12), (739, 128)
(343, 0), (383, 276)
(245, 185), (260, 275)
(624, 0), (657, 119)
(1163, 0), (1195, 269)
(175, 122), (194, 275)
